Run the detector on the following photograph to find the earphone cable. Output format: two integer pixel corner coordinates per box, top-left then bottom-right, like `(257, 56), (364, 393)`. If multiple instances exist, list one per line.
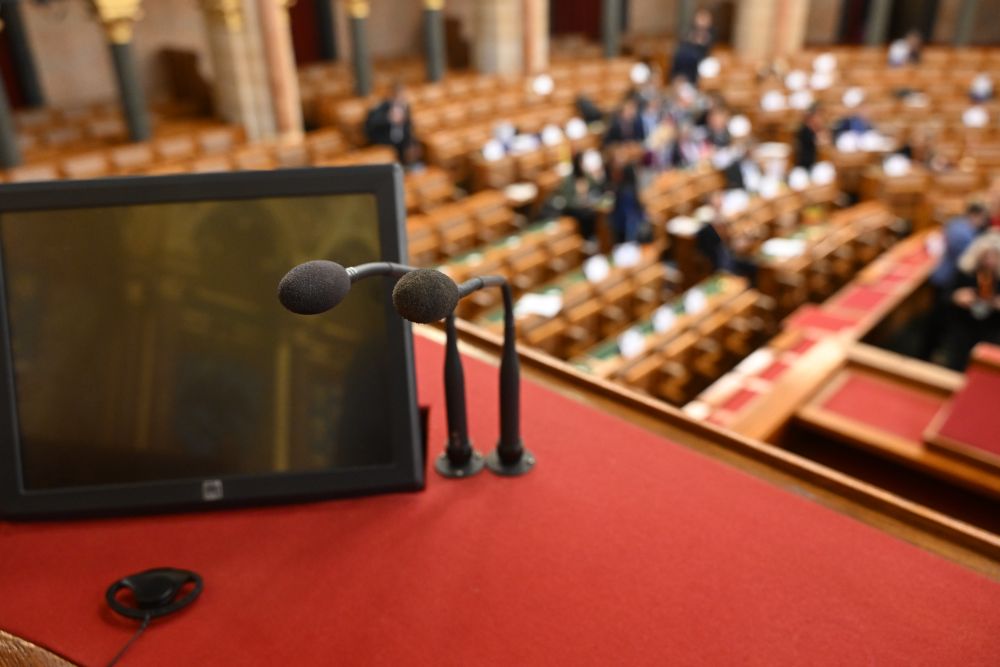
(106, 614), (151, 667)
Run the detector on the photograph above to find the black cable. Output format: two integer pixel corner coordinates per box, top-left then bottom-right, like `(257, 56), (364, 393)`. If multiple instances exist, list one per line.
(106, 615), (151, 667)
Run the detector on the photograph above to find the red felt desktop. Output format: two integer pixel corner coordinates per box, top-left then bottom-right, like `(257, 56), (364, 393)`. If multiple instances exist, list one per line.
(1, 335), (999, 666)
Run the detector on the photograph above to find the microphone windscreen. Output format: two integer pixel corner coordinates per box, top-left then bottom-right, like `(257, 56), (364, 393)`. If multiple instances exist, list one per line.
(278, 260), (351, 315)
(392, 269), (459, 323)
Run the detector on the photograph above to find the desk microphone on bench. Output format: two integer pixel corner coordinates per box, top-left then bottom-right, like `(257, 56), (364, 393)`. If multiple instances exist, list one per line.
(395, 270), (535, 477)
(278, 262), (534, 478)
(392, 269), (483, 477)
(278, 261), (476, 478)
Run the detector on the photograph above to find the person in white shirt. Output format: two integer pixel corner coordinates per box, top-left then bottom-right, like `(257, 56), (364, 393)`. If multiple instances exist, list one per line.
(888, 29), (922, 67)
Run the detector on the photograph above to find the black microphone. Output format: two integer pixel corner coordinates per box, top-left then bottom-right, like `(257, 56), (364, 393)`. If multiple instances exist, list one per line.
(277, 260), (422, 315)
(393, 269), (484, 478)
(394, 272), (536, 476)
(455, 276), (535, 476)
(280, 261), (481, 478)
(391, 269), (460, 324)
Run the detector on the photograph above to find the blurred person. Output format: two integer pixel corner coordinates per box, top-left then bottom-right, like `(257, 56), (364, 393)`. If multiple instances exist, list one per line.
(833, 101), (873, 137)
(897, 127), (949, 172)
(924, 203), (992, 360)
(575, 95), (605, 124)
(554, 150), (607, 244)
(733, 149), (764, 193)
(669, 9), (715, 85)
(604, 97), (646, 146)
(607, 158), (646, 244)
(663, 75), (703, 128)
(694, 92), (726, 128)
(888, 29), (923, 67)
(970, 74), (995, 104)
(945, 233), (1000, 370)
(794, 104), (828, 169)
(689, 8), (716, 52)
(699, 106), (732, 149)
(693, 192), (757, 280)
(676, 122), (704, 166)
(639, 97), (664, 140)
(694, 195), (731, 272)
(647, 118), (685, 170)
(364, 83), (416, 164)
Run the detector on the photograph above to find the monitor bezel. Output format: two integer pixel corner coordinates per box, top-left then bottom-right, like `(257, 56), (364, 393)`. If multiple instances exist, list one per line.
(0, 165), (424, 518)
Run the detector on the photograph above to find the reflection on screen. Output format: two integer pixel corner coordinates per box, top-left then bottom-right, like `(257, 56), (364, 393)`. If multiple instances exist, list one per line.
(1, 194), (394, 490)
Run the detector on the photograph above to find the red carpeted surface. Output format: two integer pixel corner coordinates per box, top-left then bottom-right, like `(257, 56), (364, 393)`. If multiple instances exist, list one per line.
(820, 371), (947, 443)
(932, 365), (1000, 459)
(901, 248), (932, 265)
(975, 344), (1000, 368)
(785, 305), (856, 333)
(760, 360), (790, 382)
(790, 335), (817, 355)
(1, 336), (999, 666)
(720, 387), (760, 413)
(833, 285), (890, 312)
(880, 270), (911, 283)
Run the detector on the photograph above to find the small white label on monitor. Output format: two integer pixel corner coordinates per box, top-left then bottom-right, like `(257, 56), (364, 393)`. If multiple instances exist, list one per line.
(202, 479), (224, 502)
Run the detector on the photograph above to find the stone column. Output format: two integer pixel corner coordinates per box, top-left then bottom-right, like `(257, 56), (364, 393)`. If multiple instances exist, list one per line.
(1, 0), (44, 107)
(734, 0), (808, 60)
(522, 0), (548, 74)
(474, 0), (522, 76)
(424, 0), (446, 82)
(773, 0), (810, 58)
(201, 0), (275, 140)
(864, 0), (892, 45)
(954, 0), (978, 46)
(602, 0), (621, 58)
(315, 0), (338, 60)
(257, 0), (303, 140)
(91, 0), (151, 142)
(733, 0), (777, 60)
(345, 0), (372, 96)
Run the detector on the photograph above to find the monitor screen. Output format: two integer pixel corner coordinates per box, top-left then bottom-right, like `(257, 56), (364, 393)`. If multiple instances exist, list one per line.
(0, 167), (422, 517)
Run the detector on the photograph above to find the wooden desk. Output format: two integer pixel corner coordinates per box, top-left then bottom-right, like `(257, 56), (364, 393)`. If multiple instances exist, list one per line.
(570, 274), (746, 379)
(475, 245), (663, 337)
(693, 228), (937, 438)
(859, 165), (932, 229)
(820, 147), (879, 194)
(793, 344), (1000, 499)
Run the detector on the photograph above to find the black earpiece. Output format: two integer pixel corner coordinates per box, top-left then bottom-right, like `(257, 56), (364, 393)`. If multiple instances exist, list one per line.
(106, 567), (203, 621)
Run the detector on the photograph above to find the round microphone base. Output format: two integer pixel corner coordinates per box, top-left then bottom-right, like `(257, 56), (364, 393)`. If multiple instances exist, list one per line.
(485, 446), (536, 477)
(434, 450), (485, 479)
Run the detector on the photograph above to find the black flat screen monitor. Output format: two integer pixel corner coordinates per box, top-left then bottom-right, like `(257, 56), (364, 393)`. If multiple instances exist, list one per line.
(0, 166), (423, 518)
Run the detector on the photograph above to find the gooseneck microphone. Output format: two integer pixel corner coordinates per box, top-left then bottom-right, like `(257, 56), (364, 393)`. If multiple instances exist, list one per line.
(279, 261), (533, 478)
(278, 260), (422, 315)
(436, 312), (485, 477)
(279, 262), (481, 478)
(456, 276), (536, 476)
(392, 269), (460, 324)
(394, 269), (484, 477)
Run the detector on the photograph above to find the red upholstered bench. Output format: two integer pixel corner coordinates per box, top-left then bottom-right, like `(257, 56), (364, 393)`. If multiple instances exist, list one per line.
(926, 344), (1000, 471)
